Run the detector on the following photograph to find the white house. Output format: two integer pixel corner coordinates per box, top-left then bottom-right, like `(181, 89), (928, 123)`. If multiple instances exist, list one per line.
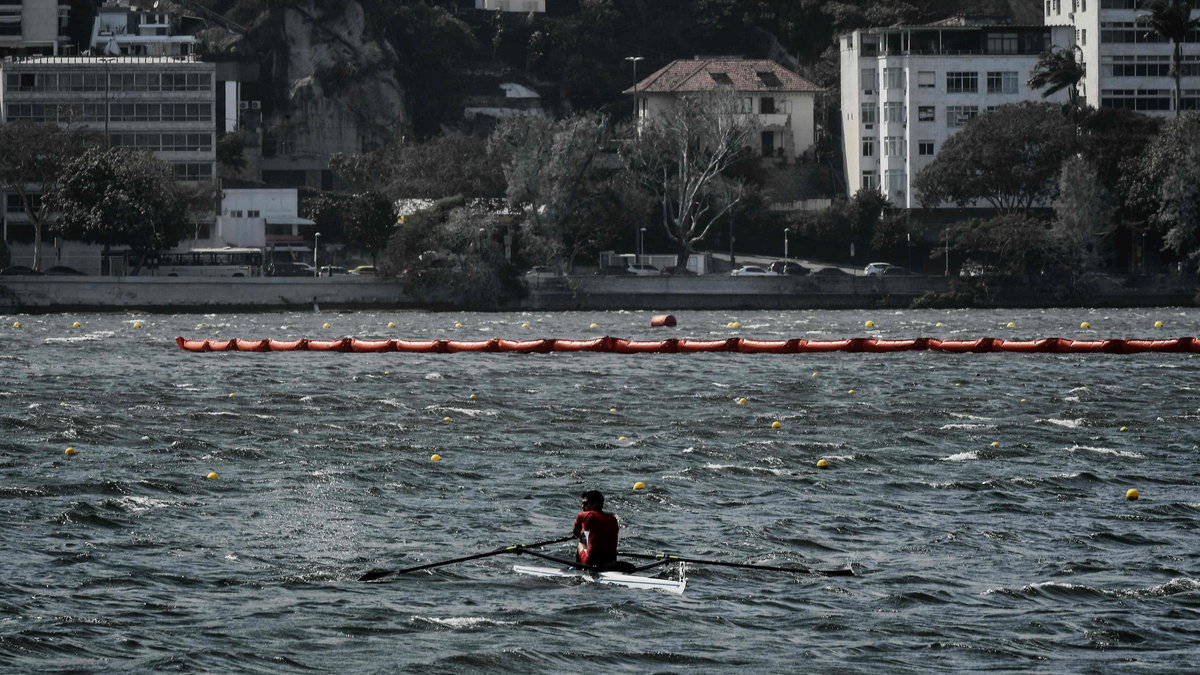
(625, 58), (822, 163)
(839, 19), (1075, 207)
(206, 189), (315, 257)
(0, 0), (69, 55)
(1045, 0), (1200, 114)
(90, 0), (196, 57)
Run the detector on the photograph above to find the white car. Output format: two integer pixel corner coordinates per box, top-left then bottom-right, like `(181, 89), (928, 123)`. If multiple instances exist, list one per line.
(864, 262), (895, 276)
(730, 265), (778, 277)
(626, 264), (661, 276)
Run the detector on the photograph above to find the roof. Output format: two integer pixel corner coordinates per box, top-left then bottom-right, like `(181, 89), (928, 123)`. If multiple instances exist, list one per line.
(624, 59), (821, 95)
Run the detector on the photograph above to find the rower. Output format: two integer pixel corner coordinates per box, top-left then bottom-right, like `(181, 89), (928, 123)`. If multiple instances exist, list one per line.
(573, 490), (635, 573)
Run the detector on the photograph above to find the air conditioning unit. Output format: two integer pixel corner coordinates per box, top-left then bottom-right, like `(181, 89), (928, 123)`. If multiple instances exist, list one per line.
(238, 101), (249, 110)
(250, 101), (261, 110)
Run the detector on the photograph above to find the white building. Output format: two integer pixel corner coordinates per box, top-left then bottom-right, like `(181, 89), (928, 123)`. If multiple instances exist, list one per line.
(840, 20), (1075, 207)
(1045, 0), (1200, 114)
(90, 1), (196, 57)
(0, 0), (69, 55)
(626, 58), (822, 163)
(207, 188), (315, 256)
(475, 0), (544, 12)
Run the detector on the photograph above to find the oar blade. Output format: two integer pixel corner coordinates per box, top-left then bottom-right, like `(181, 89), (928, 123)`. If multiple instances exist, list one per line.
(814, 568), (856, 577)
(358, 568), (393, 582)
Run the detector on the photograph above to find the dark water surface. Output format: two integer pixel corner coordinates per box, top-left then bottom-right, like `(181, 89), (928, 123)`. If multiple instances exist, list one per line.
(2, 308), (1199, 673)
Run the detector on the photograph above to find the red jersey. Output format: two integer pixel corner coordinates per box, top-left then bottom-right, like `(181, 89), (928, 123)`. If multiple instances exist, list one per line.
(574, 510), (619, 565)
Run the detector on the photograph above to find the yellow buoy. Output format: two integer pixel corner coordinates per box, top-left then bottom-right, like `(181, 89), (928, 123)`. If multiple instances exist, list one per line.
(11, 321), (21, 328)
(383, 370), (391, 375)
(387, 321), (396, 328)
(1080, 321), (1090, 329)
(935, 322), (944, 327)
(1126, 488), (1139, 501)
(443, 416), (452, 422)
(430, 454), (442, 462)
(322, 322), (331, 329)
(71, 321), (81, 328)
(1154, 320), (1164, 328)
(1006, 321), (1016, 328)
(812, 372), (819, 377)
(737, 397), (748, 405)
(64, 447), (76, 456)
(1020, 398), (1028, 403)
(848, 389), (856, 394)
(132, 321), (143, 328)
(590, 323), (600, 329)
(196, 323), (204, 329)
(618, 436), (627, 441)
(521, 322), (530, 328)
(609, 407), (617, 413)
(816, 458), (829, 469)
(990, 441), (1000, 447)
(469, 394), (477, 400)
(1120, 426), (1128, 432)
(456, 322), (465, 328)
(207, 472), (219, 480)
(228, 393), (236, 398)
(728, 321), (742, 329)
(864, 320), (875, 328)
(633, 481), (646, 490)
(771, 421), (782, 429)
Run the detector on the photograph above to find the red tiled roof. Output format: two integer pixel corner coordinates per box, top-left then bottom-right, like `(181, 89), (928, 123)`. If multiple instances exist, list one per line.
(623, 59), (821, 95)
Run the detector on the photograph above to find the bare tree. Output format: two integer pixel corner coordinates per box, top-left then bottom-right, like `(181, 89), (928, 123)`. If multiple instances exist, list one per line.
(624, 90), (758, 269)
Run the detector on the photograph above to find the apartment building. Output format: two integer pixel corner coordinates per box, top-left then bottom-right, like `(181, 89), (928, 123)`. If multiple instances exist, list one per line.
(840, 19), (1075, 207)
(1045, 0), (1200, 114)
(90, 1), (196, 57)
(0, 0), (69, 55)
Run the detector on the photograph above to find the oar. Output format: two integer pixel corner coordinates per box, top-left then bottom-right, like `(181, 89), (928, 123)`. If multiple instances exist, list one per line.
(359, 535), (575, 582)
(618, 552), (855, 577)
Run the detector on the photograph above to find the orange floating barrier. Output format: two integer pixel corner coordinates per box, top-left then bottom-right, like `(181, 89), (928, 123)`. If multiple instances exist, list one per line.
(612, 338), (677, 353)
(995, 338), (1059, 353)
(350, 339), (396, 353)
(863, 338), (928, 353)
(930, 338), (996, 353)
(796, 339), (853, 353)
(268, 338), (308, 351)
(307, 338), (352, 352)
(677, 338), (739, 352)
(235, 338), (272, 352)
(394, 339), (445, 353)
(444, 339), (498, 353)
(552, 337), (614, 352)
(496, 339), (554, 353)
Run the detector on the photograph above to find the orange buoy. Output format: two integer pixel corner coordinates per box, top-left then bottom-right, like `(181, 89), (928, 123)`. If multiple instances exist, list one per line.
(650, 314), (677, 328)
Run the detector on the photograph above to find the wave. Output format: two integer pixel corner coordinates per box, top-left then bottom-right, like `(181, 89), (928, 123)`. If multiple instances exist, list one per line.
(411, 616), (519, 629)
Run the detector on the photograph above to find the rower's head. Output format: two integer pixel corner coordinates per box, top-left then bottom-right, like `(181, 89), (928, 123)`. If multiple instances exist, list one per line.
(580, 490), (604, 511)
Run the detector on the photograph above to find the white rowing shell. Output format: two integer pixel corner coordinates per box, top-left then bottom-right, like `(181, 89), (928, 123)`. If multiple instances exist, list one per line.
(512, 564), (686, 595)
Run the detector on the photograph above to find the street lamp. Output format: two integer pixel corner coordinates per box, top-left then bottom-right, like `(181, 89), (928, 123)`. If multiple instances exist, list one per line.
(784, 227), (791, 260)
(638, 227), (646, 265)
(625, 55), (644, 121)
(313, 232), (321, 278)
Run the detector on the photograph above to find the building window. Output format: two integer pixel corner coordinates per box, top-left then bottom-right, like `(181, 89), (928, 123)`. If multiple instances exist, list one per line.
(917, 71), (936, 89)
(861, 103), (877, 127)
(247, 210), (261, 218)
(1101, 88), (1172, 110)
(229, 210), (244, 217)
(862, 138), (875, 157)
(986, 33), (1019, 55)
(862, 68), (876, 94)
(884, 136), (905, 157)
(946, 105), (979, 128)
(862, 170), (879, 191)
(918, 140), (935, 156)
(886, 170), (906, 193)
(884, 102), (905, 123)
(946, 72), (978, 93)
(918, 106), (935, 122)
(987, 72), (1019, 94)
(884, 67), (904, 90)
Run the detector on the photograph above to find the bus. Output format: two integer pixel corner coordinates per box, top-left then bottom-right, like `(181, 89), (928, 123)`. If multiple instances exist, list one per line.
(147, 247), (265, 277)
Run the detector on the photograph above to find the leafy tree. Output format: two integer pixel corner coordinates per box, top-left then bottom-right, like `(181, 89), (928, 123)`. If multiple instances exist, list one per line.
(1129, 111), (1200, 267)
(913, 102), (1077, 213)
(47, 147), (192, 275)
(948, 213), (1059, 277)
(305, 190), (395, 266)
(330, 134), (506, 199)
(1026, 46), (1085, 116)
(0, 122), (102, 270)
(625, 91), (758, 269)
(1138, 0), (1200, 118)
(1052, 155), (1111, 281)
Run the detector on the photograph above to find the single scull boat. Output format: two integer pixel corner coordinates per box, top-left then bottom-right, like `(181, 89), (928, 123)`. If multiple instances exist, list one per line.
(512, 562), (687, 594)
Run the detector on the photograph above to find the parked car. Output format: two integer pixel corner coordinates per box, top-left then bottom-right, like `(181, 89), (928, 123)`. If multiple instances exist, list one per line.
(524, 265), (560, 279)
(269, 262), (316, 277)
(626, 263), (661, 276)
(768, 260), (809, 276)
(730, 265), (778, 277)
(319, 265), (348, 277)
(348, 265), (378, 276)
(0, 265), (43, 275)
(881, 266), (916, 276)
(864, 262), (896, 276)
(812, 266), (850, 276)
(44, 266), (86, 276)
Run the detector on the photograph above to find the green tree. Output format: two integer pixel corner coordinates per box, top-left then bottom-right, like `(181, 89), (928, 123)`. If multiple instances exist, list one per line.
(913, 102), (1077, 213)
(1129, 111), (1200, 267)
(948, 213), (1059, 277)
(1026, 45), (1086, 115)
(330, 134), (506, 199)
(1138, 0), (1200, 118)
(47, 147), (192, 275)
(625, 91), (758, 269)
(305, 190), (395, 266)
(0, 122), (102, 271)
(1052, 155), (1111, 281)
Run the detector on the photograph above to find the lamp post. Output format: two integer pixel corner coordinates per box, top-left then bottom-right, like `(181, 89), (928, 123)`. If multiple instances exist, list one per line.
(624, 55), (644, 120)
(313, 232), (321, 278)
(639, 227), (646, 265)
(783, 227), (790, 260)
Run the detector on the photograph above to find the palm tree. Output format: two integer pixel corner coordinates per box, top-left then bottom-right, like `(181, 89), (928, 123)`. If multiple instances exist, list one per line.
(1026, 46), (1086, 118)
(1138, 0), (1200, 117)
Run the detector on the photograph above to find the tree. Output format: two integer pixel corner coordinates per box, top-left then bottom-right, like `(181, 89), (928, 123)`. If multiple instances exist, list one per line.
(0, 122), (102, 271)
(1129, 112), (1200, 267)
(625, 90), (758, 269)
(948, 213), (1059, 278)
(305, 190), (396, 266)
(913, 102), (1077, 213)
(1138, 0), (1200, 118)
(1026, 46), (1086, 116)
(48, 147), (192, 275)
(330, 134), (506, 200)
(1053, 155), (1111, 282)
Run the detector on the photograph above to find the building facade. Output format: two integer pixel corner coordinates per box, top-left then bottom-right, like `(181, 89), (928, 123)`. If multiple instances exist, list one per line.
(627, 58), (822, 163)
(211, 188), (314, 257)
(1045, 0), (1200, 114)
(90, 1), (196, 57)
(0, 0), (69, 55)
(839, 21), (1075, 207)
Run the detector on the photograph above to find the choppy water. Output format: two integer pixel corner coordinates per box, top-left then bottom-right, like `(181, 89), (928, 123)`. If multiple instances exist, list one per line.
(2, 307), (1200, 673)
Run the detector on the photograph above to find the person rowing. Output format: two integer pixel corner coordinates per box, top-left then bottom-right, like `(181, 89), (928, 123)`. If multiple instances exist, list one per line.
(573, 490), (635, 573)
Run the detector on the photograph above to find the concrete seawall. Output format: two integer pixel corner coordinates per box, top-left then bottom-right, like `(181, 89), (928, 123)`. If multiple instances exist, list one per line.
(0, 274), (1194, 313)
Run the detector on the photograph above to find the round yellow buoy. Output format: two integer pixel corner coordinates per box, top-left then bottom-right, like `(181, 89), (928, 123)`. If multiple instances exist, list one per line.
(469, 394), (477, 400)
(387, 321), (396, 328)
(771, 421), (782, 429)
(430, 454), (442, 462)
(207, 472), (219, 480)
(935, 322), (944, 327)
(196, 323), (204, 329)
(228, 393), (236, 398)
(1120, 426), (1128, 432)
(590, 323), (600, 329)
(1080, 321), (1090, 329)
(455, 322), (465, 328)
(865, 320), (875, 328)
(991, 441), (1000, 447)
(609, 407), (617, 413)
(383, 370), (391, 375)
(11, 321), (21, 328)
(64, 447), (76, 456)
(1154, 320), (1164, 328)
(1126, 488), (1139, 501)
(71, 321), (81, 328)
(521, 322), (530, 328)
(728, 321), (741, 329)
(737, 397), (748, 405)
(848, 389), (856, 394)
(1006, 321), (1016, 328)
(618, 436), (627, 441)
(633, 481), (646, 490)
(132, 321), (142, 328)
(443, 416), (452, 422)
(322, 322), (331, 329)
(816, 459), (829, 469)
(812, 372), (819, 377)
(1020, 398), (1028, 403)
